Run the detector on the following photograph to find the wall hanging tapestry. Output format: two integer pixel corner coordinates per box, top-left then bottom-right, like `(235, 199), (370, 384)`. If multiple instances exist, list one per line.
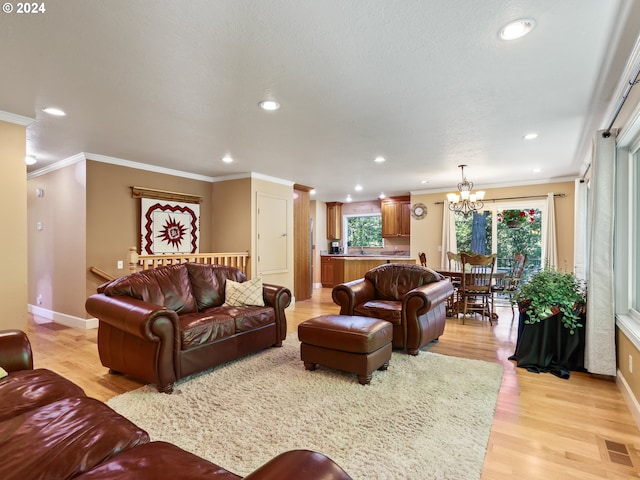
(140, 197), (200, 254)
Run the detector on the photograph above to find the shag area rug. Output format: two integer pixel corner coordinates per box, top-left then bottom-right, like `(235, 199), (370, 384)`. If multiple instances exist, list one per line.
(107, 340), (503, 479)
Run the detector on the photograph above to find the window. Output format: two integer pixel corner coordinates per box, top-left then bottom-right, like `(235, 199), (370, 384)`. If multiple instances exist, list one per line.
(454, 203), (543, 275)
(633, 150), (640, 313)
(344, 214), (383, 248)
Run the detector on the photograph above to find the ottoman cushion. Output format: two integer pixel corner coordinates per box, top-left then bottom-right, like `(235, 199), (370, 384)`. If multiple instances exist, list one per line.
(298, 315), (392, 353)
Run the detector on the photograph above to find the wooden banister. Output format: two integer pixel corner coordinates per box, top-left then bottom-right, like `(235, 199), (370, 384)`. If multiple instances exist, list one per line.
(89, 266), (116, 282)
(128, 247), (249, 275)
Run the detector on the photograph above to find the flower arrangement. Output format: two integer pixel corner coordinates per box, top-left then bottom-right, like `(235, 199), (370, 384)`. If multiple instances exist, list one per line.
(498, 209), (536, 226)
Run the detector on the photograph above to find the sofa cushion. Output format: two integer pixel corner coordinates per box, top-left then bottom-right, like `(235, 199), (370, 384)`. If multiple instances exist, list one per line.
(186, 264), (247, 310)
(104, 264), (197, 314)
(215, 305), (275, 332)
(0, 396), (149, 480)
(223, 277), (265, 307)
(0, 368), (87, 422)
(364, 263), (442, 301)
(74, 441), (242, 480)
(179, 312), (236, 349)
(354, 300), (402, 325)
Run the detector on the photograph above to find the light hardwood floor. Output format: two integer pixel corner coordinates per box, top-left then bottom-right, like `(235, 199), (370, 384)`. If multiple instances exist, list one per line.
(27, 287), (640, 479)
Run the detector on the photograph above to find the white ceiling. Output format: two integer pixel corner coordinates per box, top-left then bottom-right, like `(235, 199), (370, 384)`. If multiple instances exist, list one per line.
(2, 0), (640, 202)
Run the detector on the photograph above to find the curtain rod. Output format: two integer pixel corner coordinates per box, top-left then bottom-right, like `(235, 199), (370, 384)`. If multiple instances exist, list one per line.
(603, 62), (640, 138)
(434, 193), (565, 205)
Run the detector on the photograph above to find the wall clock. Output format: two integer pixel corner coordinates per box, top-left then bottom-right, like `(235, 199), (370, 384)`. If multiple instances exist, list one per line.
(411, 203), (428, 220)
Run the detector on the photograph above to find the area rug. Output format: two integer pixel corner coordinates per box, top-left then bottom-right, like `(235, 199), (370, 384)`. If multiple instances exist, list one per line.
(107, 340), (503, 479)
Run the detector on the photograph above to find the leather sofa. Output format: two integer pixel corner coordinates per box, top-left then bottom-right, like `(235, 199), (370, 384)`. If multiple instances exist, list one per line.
(332, 263), (454, 355)
(85, 263), (291, 393)
(0, 329), (353, 480)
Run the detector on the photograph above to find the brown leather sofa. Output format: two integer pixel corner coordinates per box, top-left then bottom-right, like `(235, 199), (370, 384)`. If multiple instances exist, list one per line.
(85, 263), (291, 393)
(0, 329), (353, 480)
(332, 263), (454, 355)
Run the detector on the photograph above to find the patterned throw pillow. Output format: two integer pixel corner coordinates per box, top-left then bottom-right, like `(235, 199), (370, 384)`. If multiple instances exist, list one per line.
(223, 277), (265, 307)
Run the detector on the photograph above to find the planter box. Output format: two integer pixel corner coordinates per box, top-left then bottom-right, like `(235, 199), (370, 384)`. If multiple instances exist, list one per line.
(509, 310), (586, 378)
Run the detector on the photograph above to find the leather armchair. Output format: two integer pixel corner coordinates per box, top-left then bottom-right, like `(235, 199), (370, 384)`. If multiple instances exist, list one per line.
(332, 263), (454, 355)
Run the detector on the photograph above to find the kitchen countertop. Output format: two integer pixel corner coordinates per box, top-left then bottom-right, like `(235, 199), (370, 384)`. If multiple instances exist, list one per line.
(321, 254), (412, 260)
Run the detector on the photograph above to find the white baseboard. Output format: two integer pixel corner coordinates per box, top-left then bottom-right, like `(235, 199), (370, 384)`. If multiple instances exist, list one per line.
(28, 304), (98, 330)
(617, 369), (640, 430)
(313, 282), (323, 289)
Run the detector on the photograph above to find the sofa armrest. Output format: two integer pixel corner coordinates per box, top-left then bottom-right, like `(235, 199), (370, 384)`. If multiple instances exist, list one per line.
(332, 279), (375, 315)
(404, 279), (454, 314)
(85, 294), (179, 342)
(0, 329), (33, 372)
(262, 284), (292, 342)
(243, 450), (352, 480)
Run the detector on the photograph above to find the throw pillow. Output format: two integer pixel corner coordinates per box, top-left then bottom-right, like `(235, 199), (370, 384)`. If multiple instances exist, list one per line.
(0, 367), (7, 379)
(223, 277), (265, 307)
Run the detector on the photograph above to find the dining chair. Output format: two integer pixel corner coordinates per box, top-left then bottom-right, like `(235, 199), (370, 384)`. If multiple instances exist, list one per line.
(492, 253), (528, 315)
(418, 252), (427, 267)
(458, 253), (497, 325)
(446, 251), (462, 271)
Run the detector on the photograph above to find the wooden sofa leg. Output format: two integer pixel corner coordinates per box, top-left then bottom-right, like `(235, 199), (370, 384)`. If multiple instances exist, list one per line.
(108, 368), (123, 375)
(273, 341), (283, 347)
(407, 348), (420, 356)
(157, 383), (174, 394)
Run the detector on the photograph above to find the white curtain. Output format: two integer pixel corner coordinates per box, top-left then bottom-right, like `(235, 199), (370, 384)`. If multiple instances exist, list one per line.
(541, 193), (558, 269)
(585, 130), (616, 376)
(574, 179), (589, 281)
(440, 201), (457, 269)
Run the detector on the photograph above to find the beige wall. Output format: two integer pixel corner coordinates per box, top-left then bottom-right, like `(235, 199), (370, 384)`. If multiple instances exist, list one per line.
(409, 181), (576, 271)
(85, 160), (214, 301)
(28, 161), (87, 318)
(0, 121), (27, 330)
(211, 178), (251, 253)
(617, 330), (639, 404)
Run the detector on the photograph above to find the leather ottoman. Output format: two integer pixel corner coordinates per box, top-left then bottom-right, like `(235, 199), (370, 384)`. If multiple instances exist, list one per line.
(298, 315), (392, 385)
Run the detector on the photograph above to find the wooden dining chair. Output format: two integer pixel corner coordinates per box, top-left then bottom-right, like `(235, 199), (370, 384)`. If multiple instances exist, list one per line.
(458, 253), (497, 325)
(418, 252), (427, 267)
(492, 253), (528, 315)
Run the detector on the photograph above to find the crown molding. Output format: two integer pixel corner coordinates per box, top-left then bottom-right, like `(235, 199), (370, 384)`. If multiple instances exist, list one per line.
(85, 153), (215, 182)
(410, 176), (578, 196)
(0, 110), (34, 126)
(27, 153), (86, 179)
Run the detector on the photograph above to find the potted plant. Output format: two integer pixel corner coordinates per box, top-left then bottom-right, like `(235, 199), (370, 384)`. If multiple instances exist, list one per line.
(498, 209), (535, 228)
(514, 265), (587, 334)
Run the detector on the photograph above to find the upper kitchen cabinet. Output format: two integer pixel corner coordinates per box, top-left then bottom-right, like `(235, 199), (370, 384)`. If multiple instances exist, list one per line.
(326, 202), (343, 240)
(381, 196), (410, 238)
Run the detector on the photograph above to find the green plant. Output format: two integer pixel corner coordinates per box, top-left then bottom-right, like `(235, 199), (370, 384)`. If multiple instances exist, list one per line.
(514, 265), (587, 334)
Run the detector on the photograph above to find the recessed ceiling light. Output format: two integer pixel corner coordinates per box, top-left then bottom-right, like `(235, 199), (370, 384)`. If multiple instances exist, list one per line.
(346, 194), (352, 203)
(354, 185), (363, 191)
(310, 189), (316, 195)
(222, 155), (234, 163)
(533, 168), (541, 173)
(524, 133), (538, 140)
(374, 156), (386, 163)
(420, 180), (428, 184)
(42, 107), (66, 116)
(24, 155), (37, 165)
(259, 100), (280, 111)
(499, 19), (536, 40)
(378, 192), (386, 199)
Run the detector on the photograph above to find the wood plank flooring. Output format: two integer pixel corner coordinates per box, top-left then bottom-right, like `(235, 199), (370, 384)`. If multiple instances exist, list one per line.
(27, 288), (640, 479)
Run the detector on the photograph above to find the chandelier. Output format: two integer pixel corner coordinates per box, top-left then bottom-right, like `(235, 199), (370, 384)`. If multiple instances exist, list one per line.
(446, 164), (485, 216)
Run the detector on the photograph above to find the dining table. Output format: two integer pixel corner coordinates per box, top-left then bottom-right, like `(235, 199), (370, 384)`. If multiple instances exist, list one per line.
(435, 269), (506, 320)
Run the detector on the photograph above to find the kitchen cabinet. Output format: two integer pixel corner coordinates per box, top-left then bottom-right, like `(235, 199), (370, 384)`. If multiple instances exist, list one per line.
(321, 255), (416, 287)
(381, 196), (411, 237)
(321, 256), (335, 287)
(326, 202), (342, 240)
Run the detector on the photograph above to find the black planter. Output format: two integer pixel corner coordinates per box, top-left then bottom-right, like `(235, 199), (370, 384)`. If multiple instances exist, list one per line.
(506, 219), (522, 229)
(509, 310), (586, 379)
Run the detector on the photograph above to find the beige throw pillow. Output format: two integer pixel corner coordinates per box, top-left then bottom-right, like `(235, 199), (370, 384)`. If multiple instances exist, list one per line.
(223, 277), (265, 307)
(0, 367), (7, 379)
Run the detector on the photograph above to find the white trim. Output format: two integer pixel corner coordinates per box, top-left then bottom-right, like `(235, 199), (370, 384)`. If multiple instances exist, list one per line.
(617, 314), (640, 351)
(27, 152), (86, 179)
(28, 304), (98, 329)
(410, 176), (578, 195)
(86, 153), (216, 182)
(249, 172), (295, 186)
(617, 368), (640, 430)
(0, 110), (33, 126)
